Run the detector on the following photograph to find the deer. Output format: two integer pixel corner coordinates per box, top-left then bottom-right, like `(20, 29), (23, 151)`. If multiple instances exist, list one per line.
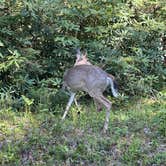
(62, 49), (118, 133)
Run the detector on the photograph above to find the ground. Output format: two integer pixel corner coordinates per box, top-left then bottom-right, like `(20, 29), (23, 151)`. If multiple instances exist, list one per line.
(0, 95), (166, 166)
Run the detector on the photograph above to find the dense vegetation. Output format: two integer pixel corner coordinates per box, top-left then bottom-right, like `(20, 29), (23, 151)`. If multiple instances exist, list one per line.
(0, 0), (165, 165)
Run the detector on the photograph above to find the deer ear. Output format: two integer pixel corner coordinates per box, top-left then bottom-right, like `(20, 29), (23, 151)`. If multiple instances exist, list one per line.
(76, 48), (81, 59)
(82, 50), (87, 58)
(76, 53), (80, 59)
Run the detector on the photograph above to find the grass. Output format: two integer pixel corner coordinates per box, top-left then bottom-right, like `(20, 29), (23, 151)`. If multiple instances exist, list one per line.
(0, 94), (166, 165)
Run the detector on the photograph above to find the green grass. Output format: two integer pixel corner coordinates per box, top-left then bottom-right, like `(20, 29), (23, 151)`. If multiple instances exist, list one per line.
(0, 95), (166, 165)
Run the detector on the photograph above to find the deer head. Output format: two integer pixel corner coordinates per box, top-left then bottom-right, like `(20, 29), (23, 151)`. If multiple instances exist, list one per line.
(74, 49), (92, 66)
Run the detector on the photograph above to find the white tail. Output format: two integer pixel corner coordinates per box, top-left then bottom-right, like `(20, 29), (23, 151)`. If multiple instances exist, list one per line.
(107, 76), (118, 98)
(62, 49), (118, 133)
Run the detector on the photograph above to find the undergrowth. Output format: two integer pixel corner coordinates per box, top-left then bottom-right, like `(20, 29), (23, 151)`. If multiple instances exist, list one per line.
(0, 94), (165, 166)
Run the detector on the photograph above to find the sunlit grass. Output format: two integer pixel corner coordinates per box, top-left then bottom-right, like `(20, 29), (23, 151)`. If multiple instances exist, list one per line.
(0, 109), (39, 141)
(0, 95), (165, 165)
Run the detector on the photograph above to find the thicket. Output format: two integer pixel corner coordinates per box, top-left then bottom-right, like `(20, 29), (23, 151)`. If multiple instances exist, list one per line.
(0, 0), (165, 111)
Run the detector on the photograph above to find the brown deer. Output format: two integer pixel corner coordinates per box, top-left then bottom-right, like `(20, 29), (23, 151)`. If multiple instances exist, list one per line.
(62, 49), (118, 133)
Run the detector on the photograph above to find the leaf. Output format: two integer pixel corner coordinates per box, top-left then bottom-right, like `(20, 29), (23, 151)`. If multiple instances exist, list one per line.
(0, 52), (3, 58)
(21, 95), (34, 106)
(0, 40), (4, 46)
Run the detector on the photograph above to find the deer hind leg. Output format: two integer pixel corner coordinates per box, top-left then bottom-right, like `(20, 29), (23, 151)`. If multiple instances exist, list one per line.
(62, 92), (76, 120)
(101, 96), (112, 133)
(91, 93), (112, 133)
(94, 99), (102, 112)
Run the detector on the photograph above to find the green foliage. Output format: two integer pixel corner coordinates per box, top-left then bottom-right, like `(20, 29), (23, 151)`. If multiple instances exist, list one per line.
(0, 0), (165, 109)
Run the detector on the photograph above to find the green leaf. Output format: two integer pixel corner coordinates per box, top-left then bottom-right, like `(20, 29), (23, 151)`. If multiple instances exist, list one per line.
(21, 95), (34, 106)
(0, 40), (4, 46)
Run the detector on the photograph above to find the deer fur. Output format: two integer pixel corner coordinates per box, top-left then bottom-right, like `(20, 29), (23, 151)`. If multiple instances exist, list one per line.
(62, 49), (118, 133)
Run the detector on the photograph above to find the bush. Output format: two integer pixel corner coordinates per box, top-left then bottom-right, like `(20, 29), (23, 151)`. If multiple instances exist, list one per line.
(0, 0), (165, 110)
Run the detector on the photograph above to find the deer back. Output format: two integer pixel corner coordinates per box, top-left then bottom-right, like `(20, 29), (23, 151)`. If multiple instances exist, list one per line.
(63, 65), (108, 93)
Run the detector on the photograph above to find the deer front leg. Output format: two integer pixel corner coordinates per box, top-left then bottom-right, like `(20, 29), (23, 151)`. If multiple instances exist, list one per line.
(62, 92), (75, 120)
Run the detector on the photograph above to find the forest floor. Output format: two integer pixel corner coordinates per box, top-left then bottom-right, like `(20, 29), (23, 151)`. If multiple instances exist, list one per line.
(0, 94), (166, 166)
